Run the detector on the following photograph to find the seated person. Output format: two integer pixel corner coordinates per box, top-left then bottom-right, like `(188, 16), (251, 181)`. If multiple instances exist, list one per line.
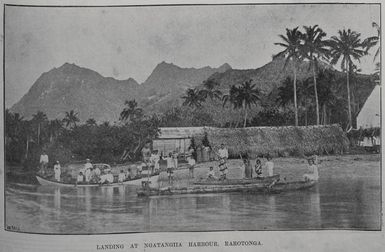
(207, 166), (217, 180)
(126, 168), (132, 180)
(303, 157), (319, 181)
(136, 163), (143, 176)
(118, 170), (126, 183)
(77, 172), (85, 183)
(100, 170), (114, 184)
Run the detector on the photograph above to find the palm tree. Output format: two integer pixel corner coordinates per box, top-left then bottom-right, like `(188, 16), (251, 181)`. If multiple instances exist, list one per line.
(222, 85), (242, 127)
(301, 25), (329, 125)
(86, 118), (97, 126)
(199, 79), (222, 100)
(32, 111), (48, 145)
(237, 80), (261, 127)
(62, 110), (80, 129)
(364, 22), (381, 76)
(182, 88), (205, 108)
(119, 100), (143, 122)
(328, 29), (369, 128)
(274, 27), (303, 126)
(223, 80), (260, 127)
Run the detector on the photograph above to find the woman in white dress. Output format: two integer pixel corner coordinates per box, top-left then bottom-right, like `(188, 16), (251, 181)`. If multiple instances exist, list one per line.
(303, 157), (319, 181)
(53, 161), (61, 181)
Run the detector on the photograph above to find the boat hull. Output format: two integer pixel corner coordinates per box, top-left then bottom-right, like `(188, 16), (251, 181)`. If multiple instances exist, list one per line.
(267, 180), (317, 193)
(137, 179), (316, 197)
(137, 183), (269, 197)
(36, 175), (159, 187)
(193, 174), (280, 185)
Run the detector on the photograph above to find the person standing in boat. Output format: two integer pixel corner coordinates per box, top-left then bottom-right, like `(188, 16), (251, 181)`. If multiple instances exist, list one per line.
(254, 159), (263, 179)
(163, 152), (175, 184)
(152, 150), (160, 174)
(216, 144), (229, 180)
(173, 149), (179, 170)
(187, 155), (196, 178)
(303, 157), (319, 181)
(39, 150), (49, 176)
(141, 142), (152, 174)
(53, 161), (61, 182)
(264, 155), (274, 177)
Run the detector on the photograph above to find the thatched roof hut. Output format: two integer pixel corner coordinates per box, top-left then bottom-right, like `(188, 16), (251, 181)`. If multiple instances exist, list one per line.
(196, 124), (348, 158)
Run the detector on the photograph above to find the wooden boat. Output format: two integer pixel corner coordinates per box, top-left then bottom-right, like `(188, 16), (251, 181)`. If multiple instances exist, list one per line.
(137, 182), (272, 197)
(36, 174), (159, 187)
(266, 180), (317, 193)
(137, 179), (316, 197)
(193, 174), (280, 185)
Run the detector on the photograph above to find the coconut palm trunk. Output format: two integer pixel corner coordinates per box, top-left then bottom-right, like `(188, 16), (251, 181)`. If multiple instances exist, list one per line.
(243, 100), (248, 128)
(37, 123), (40, 145)
(293, 66), (299, 126)
(312, 64), (320, 125)
(345, 61), (352, 128)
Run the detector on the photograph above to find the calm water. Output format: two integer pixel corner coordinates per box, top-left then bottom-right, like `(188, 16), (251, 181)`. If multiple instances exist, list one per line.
(5, 155), (381, 233)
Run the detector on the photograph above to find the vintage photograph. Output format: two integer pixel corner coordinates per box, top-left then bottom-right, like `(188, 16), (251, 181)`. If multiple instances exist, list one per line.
(4, 3), (381, 234)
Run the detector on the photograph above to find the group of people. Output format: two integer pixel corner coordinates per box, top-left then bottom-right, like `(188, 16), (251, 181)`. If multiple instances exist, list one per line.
(207, 144), (318, 182)
(39, 151), (61, 182)
(76, 159), (110, 184)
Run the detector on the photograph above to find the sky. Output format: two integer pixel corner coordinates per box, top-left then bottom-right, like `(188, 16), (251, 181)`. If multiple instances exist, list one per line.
(4, 4), (380, 107)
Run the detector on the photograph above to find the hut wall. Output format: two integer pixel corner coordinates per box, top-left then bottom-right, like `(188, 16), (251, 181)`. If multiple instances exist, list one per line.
(153, 138), (191, 155)
(196, 124), (349, 158)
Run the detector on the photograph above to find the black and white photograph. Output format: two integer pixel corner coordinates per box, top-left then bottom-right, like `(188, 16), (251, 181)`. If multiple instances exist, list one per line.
(3, 2), (381, 236)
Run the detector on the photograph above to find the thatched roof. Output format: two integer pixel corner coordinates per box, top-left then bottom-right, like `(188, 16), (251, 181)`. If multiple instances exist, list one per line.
(196, 124), (348, 158)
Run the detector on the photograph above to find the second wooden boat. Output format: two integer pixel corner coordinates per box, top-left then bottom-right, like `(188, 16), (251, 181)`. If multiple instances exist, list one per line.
(193, 174), (280, 185)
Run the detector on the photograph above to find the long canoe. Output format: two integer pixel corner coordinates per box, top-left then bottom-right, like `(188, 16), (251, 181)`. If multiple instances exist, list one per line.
(137, 182), (274, 197)
(36, 174), (159, 187)
(137, 179), (316, 197)
(193, 174), (280, 185)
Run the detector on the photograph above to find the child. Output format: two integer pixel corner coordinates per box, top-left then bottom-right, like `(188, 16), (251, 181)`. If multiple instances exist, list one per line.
(254, 159), (263, 179)
(207, 166), (216, 180)
(264, 155), (274, 177)
(118, 170), (126, 183)
(187, 155), (196, 178)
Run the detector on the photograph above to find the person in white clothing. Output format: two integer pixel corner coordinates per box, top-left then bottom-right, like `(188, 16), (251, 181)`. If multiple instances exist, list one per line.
(187, 155), (196, 178)
(39, 151), (49, 176)
(162, 153), (175, 184)
(53, 161), (61, 181)
(303, 157), (319, 181)
(153, 150), (160, 173)
(118, 170), (126, 183)
(85, 167), (92, 182)
(77, 172), (85, 183)
(264, 155), (274, 177)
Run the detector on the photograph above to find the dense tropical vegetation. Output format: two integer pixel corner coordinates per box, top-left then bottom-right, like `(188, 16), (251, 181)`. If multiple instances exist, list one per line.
(5, 23), (379, 172)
